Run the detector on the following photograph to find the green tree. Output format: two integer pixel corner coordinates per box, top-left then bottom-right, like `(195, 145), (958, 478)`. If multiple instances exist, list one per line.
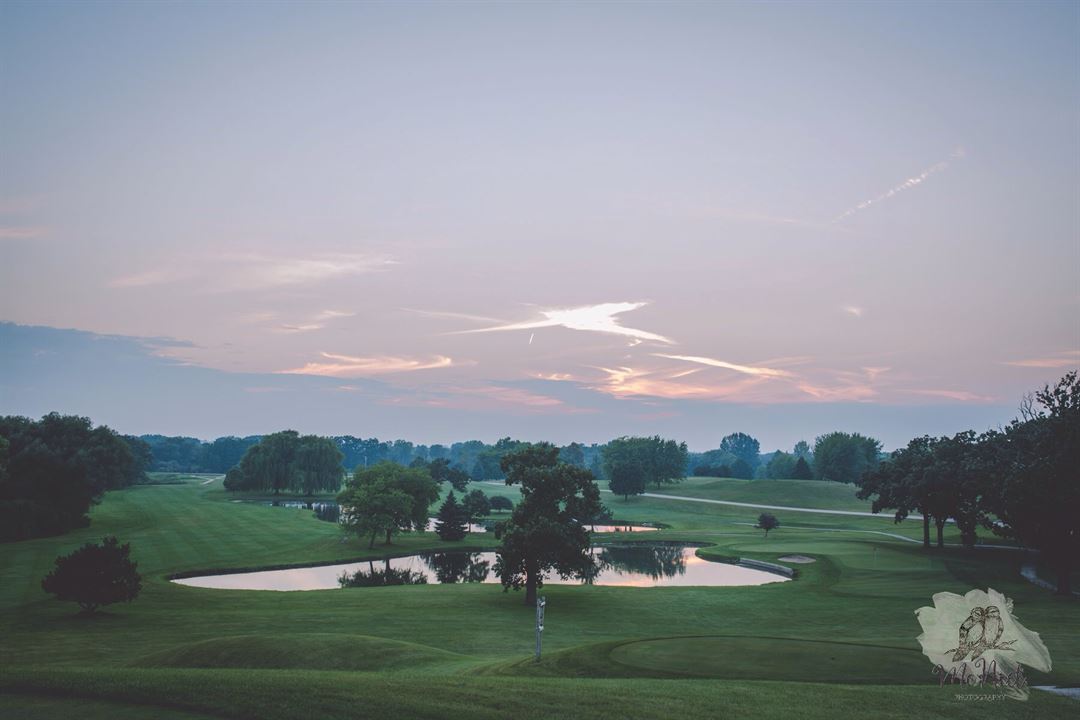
(765, 451), (796, 479)
(607, 460), (646, 500)
(756, 513), (780, 538)
(719, 432), (761, 472)
(434, 491), (468, 541)
(1, 414), (142, 541)
(295, 435), (345, 495)
(490, 496), (513, 513)
(41, 536), (141, 613)
(813, 432), (881, 484)
(337, 480), (412, 549)
(558, 442), (586, 467)
(343, 462), (439, 544)
(792, 440), (811, 459)
(857, 436), (934, 548)
(495, 443), (603, 604)
(461, 489), (491, 528)
(602, 436), (686, 491)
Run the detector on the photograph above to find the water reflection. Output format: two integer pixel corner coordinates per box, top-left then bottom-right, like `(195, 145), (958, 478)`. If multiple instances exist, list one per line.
(419, 552), (492, 583)
(338, 559), (428, 587)
(589, 543), (686, 582)
(173, 543), (789, 591)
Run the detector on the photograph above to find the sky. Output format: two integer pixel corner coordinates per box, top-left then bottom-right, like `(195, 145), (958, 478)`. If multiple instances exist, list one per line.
(1, 1), (1078, 451)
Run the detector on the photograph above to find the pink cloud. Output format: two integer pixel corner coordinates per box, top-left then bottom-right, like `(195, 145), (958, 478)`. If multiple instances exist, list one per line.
(279, 353), (453, 378)
(1003, 351), (1080, 369)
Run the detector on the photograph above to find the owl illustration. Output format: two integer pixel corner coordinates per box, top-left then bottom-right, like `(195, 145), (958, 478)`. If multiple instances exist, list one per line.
(949, 605), (1013, 661)
(951, 606), (988, 661)
(970, 605), (1004, 660)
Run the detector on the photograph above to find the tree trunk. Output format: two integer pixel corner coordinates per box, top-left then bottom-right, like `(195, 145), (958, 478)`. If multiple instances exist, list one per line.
(368, 531), (376, 549)
(935, 518), (945, 549)
(524, 572), (537, 606)
(922, 513), (931, 548)
(385, 528), (392, 545)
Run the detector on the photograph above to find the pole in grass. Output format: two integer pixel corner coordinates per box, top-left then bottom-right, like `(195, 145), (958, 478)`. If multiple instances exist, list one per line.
(535, 595), (546, 662)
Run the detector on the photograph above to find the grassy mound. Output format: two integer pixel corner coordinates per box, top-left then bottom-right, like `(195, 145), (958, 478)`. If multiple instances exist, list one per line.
(134, 633), (466, 672)
(609, 635), (930, 683)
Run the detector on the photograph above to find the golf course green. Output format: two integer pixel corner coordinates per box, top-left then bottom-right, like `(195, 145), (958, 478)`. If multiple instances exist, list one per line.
(2, 474), (1077, 719)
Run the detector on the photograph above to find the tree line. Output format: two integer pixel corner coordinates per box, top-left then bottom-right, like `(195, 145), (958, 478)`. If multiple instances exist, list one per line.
(856, 372), (1078, 595)
(138, 427), (892, 488)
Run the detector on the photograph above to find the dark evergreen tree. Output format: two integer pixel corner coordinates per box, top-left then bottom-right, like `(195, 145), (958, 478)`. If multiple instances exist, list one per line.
(434, 491), (467, 541)
(791, 456), (813, 480)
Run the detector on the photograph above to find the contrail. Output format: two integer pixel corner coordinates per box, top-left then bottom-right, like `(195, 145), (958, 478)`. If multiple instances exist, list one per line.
(833, 148), (964, 223)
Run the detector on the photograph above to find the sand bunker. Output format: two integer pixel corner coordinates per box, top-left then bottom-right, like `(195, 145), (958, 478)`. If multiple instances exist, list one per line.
(778, 555), (817, 564)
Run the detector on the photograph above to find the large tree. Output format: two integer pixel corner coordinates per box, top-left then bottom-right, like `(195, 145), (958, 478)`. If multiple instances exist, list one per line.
(813, 432), (882, 484)
(340, 462), (440, 545)
(765, 451), (796, 479)
(602, 436), (687, 491)
(719, 432), (761, 472)
(983, 372), (1079, 595)
(338, 479), (413, 549)
(225, 432), (343, 494)
(607, 460), (646, 500)
(857, 436), (935, 548)
(495, 443), (603, 604)
(294, 435), (346, 495)
(558, 442), (586, 467)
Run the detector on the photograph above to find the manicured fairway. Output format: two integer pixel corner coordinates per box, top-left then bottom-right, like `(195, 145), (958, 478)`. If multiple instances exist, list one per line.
(1, 475), (1077, 719)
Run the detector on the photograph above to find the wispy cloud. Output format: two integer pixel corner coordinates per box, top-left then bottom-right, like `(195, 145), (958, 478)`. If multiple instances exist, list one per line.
(796, 381), (878, 402)
(279, 352), (453, 377)
(0, 226), (48, 240)
(842, 305), (864, 318)
(901, 389), (995, 402)
(403, 308), (504, 324)
(274, 309), (355, 333)
(1002, 350), (1080, 369)
(277, 324), (325, 333)
(454, 302), (674, 344)
(653, 353), (794, 378)
(109, 253), (394, 291)
(376, 383), (578, 414)
(590, 365), (763, 400)
(833, 147), (964, 223)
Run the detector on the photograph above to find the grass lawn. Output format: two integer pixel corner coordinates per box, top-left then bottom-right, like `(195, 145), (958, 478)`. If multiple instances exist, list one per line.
(1, 474), (1076, 718)
(646, 476), (875, 511)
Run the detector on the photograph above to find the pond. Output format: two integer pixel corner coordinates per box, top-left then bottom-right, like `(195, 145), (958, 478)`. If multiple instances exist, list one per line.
(172, 543), (790, 591)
